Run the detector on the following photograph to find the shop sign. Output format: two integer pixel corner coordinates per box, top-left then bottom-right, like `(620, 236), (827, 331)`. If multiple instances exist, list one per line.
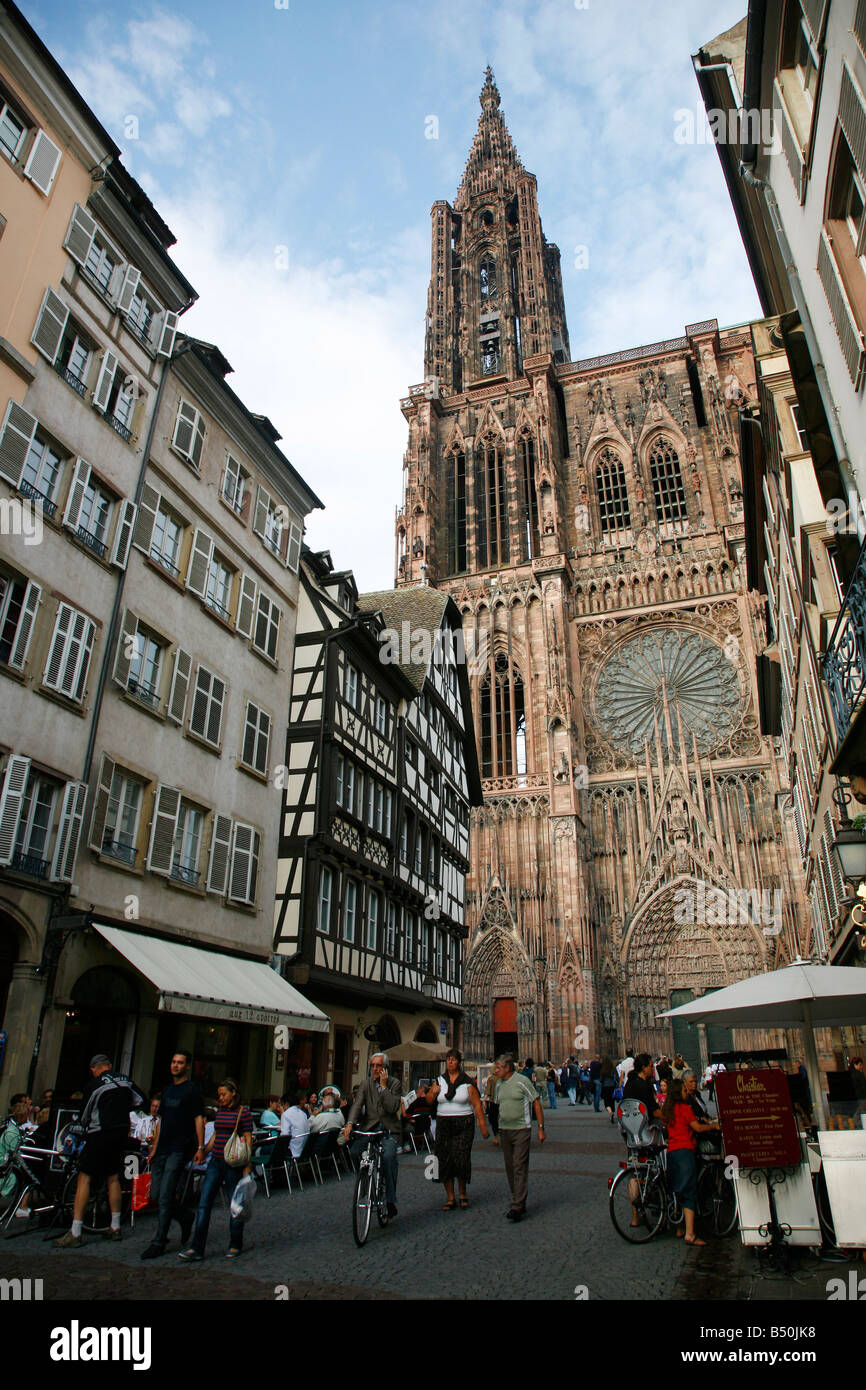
(716, 1069), (802, 1168)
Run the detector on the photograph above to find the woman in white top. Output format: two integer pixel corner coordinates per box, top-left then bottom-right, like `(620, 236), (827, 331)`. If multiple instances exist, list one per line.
(425, 1049), (488, 1210)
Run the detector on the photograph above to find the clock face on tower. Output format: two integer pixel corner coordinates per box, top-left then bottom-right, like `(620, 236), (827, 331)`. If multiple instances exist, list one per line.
(592, 626), (742, 757)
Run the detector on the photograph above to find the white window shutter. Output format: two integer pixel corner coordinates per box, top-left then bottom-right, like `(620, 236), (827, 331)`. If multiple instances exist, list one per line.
(63, 204), (97, 266)
(30, 287), (69, 364)
(52, 610), (93, 701)
(236, 573), (257, 637)
(167, 648), (192, 723)
(0, 755), (31, 866)
(132, 483), (160, 554)
(253, 485), (269, 538)
(186, 528), (213, 596)
(156, 311), (178, 357)
(117, 265), (141, 315)
(228, 821), (255, 902)
(62, 457), (91, 531)
(8, 581), (41, 670)
(287, 521), (302, 572)
(88, 753), (116, 853)
(113, 608), (138, 688)
(23, 130), (62, 195)
(0, 400), (39, 486)
(50, 780), (88, 882)
(207, 814), (234, 894)
(111, 499), (137, 569)
(146, 784), (181, 875)
(93, 350), (118, 413)
(256, 710), (271, 775)
(222, 454), (240, 503)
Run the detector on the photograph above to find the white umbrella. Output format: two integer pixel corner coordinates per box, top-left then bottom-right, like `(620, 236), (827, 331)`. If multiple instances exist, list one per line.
(659, 961), (866, 1129)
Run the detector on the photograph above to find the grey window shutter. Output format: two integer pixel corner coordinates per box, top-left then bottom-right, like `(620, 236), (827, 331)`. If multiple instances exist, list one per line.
(229, 821), (255, 902)
(223, 454), (240, 503)
(236, 573), (257, 637)
(89, 752), (116, 852)
(186, 528), (213, 596)
(146, 784), (181, 874)
(92, 350), (119, 413)
(8, 580), (41, 670)
(189, 666), (210, 739)
(207, 676), (225, 746)
(50, 780), (88, 882)
(63, 204), (97, 266)
(30, 287), (69, 364)
(167, 648), (192, 724)
(59, 610), (93, 701)
(111, 499), (137, 569)
(0, 400), (39, 486)
(173, 400), (197, 458)
(23, 130), (62, 194)
(62, 457), (90, 531)
(253, 484), (269, 538)
(113, 609), (138, 688)
(44, 603), (73, 690)
(132, 483), (160, 553)
(0, 754), (31, 866)
(117, 265), (141, 315)
(156, 311), (178, 357)
(257, 710), (271, 774)
(207, 813), (234, 894)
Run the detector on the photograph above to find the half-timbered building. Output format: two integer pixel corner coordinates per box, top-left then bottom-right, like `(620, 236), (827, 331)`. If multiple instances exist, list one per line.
(274, 550), (482, 1092)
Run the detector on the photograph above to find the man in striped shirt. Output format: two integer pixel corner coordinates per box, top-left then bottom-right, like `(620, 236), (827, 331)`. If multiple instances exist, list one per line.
(494, 1054), (546, 1222)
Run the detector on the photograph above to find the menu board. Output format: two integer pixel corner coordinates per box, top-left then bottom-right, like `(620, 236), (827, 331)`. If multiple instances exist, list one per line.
(715, 1069), (802, 1169)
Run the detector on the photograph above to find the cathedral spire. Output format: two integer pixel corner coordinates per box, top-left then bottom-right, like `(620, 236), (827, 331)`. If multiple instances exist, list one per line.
(454, 66), (524, 210)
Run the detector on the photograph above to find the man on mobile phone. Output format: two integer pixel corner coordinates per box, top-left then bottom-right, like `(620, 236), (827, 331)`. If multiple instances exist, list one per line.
(343, 1052), (402, 1218)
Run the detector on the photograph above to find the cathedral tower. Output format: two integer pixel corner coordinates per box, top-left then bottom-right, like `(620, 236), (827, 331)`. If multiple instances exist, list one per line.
(395, 73), (808, 1067)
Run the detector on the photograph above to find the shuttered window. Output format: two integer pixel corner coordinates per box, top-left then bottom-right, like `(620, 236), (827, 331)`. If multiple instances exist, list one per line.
(0, 573), (40, 670)
(23, 129), (61, 195)
(172, 399), (205, 469)
(317, 865), (333, 935)
(206, 814), (234, 895)
(253, 591), (281, 662)
(189, 665), (226, 748)
(241, 702), (271, 776)
(366, 892), (379, 951)
(228, 821), (259, 905)
(43, 603), (96, 703)
(342, 879), (357, 943)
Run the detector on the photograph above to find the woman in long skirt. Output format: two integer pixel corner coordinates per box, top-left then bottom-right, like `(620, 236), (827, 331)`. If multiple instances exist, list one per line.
(426, 1049), (488, 1210)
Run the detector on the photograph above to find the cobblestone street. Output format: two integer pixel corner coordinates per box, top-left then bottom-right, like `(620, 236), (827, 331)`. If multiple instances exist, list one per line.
(7, 1104), (842, 1303)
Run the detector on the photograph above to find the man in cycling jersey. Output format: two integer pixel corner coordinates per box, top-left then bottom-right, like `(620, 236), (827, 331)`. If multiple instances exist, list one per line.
(54, 1053), (145, 1248)
(343, 1052), (401, 1219)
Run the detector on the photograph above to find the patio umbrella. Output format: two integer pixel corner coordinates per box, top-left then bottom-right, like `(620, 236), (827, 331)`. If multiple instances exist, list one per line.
(658, 961), (866, 1129)
(387, 1041), (450, 1062)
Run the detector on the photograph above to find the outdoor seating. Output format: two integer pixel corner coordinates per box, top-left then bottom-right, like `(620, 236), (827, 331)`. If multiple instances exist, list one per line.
(312, 1128), (342, 1182)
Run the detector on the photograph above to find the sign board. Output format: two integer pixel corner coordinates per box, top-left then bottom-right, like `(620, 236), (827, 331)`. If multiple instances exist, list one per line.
(715, 1069), (802, 1169)
(817, 1130), (866, 1247)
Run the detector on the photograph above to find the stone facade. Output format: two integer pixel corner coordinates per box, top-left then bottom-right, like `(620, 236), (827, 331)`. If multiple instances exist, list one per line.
(394, 71), (811, 1067)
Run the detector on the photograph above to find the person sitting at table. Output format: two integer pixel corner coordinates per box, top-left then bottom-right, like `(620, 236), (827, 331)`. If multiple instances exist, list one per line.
(259, 1096), (281, 1130)
(309, 1094), (343, 1135)
(279, 1090), (311, 1158)
(306, 1092), (320, 1116)
(402, 1084), (434, 1152)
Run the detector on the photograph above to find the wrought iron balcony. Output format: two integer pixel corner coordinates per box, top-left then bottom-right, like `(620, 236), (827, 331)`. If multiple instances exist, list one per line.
(18, 478), (57, 519)
(11, 850), (49, 879)
(823, 536), (866, 740)
(106, 412), (132, 443)
(127, 679), (160, 709)
(149, 546), (180, 579)
(101, 838), (137, 866)
(54, 361), (87, 398)
(76, 523), (107, 560)
(170, 862), (200, 886)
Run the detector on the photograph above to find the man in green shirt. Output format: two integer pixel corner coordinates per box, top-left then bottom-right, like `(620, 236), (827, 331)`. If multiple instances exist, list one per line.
(494, 1054), (545, 1221)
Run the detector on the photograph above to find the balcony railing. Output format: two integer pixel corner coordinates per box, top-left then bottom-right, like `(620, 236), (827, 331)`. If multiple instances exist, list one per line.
(11, 850), (49, 879)
(76, 523), (108, 560)
(127, 679), (160, 709)
(170, 863), (200, 886)
(101, 838), (137, 866)
(149, 546), (181, 579)
(54, 361), (87, 398)
(203, 591), (231, 622)
(823, 536), (866, 740)
(18, 478), (57, 519)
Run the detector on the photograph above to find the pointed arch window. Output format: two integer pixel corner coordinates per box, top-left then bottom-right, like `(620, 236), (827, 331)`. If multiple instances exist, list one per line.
(479, 254), (497, 302)
(444, 448), (467, 574)
(518, 431), (541, 560)
(474, 436), (508, 569)
(480, 653), (526, 779)
(649, 437), (687, 524)
(596, 448), (631, 536)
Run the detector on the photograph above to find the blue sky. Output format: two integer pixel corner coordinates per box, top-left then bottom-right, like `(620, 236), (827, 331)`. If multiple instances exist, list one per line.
(22, 0), (759, 589)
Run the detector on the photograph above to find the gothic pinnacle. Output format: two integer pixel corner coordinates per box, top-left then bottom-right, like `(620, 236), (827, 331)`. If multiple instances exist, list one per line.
(480, 65), (500, 110)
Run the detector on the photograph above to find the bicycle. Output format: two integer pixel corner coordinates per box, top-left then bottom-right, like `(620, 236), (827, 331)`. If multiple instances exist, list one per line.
(695, 1144), (737, 1239)
(350, 1131), (390, 1247)
(1, 1137), (133, 1237)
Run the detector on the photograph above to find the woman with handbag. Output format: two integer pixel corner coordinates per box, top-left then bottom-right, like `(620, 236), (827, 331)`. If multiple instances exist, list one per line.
(179, 1078), (253, 1261)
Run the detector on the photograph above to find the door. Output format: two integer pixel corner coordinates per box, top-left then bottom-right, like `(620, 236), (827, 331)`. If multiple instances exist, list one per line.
(493, 997), (518, 1059)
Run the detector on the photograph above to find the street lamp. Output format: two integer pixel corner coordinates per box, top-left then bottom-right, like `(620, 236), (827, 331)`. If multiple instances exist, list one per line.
(833, 827), (866, 881)
(421, 971), (436, 1002)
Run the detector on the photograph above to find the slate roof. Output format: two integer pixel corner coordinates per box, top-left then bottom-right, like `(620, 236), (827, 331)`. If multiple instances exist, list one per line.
(358, 587), (452, 692)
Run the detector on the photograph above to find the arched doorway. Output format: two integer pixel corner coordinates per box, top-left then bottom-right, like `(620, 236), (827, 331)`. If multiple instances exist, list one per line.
(375, 1015), (401, 1051)
(463, 883), (539, 1062)
(414, 1022), (438, 1043)
(57, 966), (140, 1095)
(0, 914), (20, 1028)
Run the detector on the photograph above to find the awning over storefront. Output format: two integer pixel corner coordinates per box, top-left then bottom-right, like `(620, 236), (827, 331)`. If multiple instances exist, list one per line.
(94, 924), (330, 1032)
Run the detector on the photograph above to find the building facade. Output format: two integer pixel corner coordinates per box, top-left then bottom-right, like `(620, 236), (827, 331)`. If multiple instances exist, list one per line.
(394, 70), (811, 1067)
(274, 551), (481, 1091)
(0, 1), (324, 1110)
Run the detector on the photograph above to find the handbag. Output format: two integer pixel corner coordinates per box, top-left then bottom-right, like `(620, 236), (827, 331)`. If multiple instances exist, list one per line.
(223, 1108), (252, 1168)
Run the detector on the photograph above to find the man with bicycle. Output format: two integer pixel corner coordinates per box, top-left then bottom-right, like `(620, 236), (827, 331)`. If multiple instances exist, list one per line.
(343, 1052), (401, 1218)
(54, 1054), (145, 1248)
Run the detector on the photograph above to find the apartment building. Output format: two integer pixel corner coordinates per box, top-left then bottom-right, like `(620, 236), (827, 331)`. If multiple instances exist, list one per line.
(0, 0), (325, 1109)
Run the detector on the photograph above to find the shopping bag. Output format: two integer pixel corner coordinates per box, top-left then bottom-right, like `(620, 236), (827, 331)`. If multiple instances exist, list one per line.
(230, 1173), (256, 1223)
(131, 1171), (152, 1212)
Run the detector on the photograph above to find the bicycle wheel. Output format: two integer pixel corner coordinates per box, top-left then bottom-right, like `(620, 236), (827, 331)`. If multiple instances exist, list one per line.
(696, 1162), (737, 1238)
(352, 1160), (374, 1247)
(375, 1162), (389, 1227)
(609, 1164), (665, 1243)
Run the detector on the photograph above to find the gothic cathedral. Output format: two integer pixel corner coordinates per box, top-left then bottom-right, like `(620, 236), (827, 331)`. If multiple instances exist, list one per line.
(394, 70), (807, 1067)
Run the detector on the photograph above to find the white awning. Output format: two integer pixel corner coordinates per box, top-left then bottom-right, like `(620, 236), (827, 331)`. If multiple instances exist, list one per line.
(94, 924), (329, 1033)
